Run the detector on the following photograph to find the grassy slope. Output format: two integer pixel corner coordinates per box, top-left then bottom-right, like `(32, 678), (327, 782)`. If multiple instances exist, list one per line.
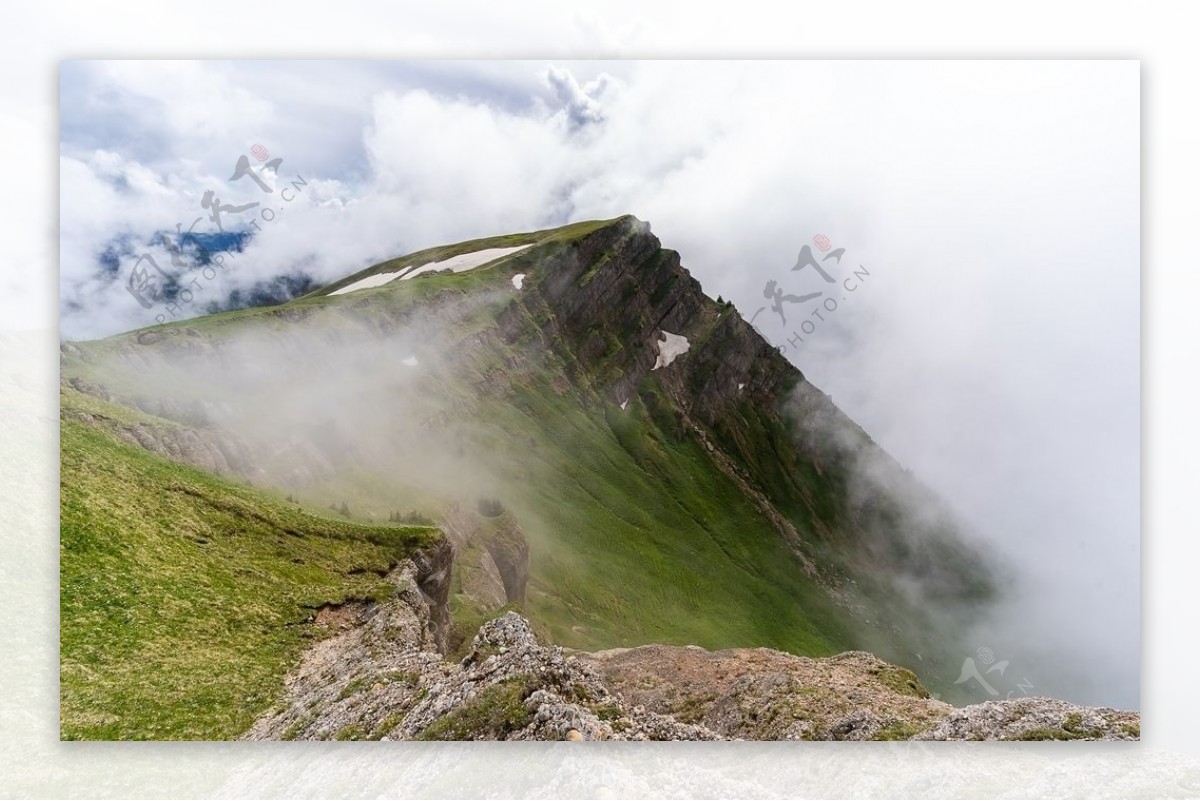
(473, 374), (857, 656)
(60, 409), (438, 740)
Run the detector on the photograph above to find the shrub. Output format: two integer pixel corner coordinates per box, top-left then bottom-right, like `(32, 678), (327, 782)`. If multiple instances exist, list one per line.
(476, 497), (504, 517)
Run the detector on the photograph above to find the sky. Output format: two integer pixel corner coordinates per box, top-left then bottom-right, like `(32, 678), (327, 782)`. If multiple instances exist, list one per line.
(58, 59), (1140, 709)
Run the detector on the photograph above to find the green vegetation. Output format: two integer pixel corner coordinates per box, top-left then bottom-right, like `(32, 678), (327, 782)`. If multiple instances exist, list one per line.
(472, 376), (858, 657)
(334, 724), (367, 741)
(415, 675), (536, 740)
(579, 250), (613, 287)
(389, 510), (436, 525)
(279, 711), (320, 741)
(871, 721), (926, 741)
(668, 692), (718, 725)
(370, 711), (408, 740)
(1012, 712), (1100, 741)
(1013, 727), (1092, 741)
(589, 702), (624, 722)
(874, 666), (930, 699)
(59, 415), (438, 740)
(338, 677), (372, 700)
(445, 602), (529, 662)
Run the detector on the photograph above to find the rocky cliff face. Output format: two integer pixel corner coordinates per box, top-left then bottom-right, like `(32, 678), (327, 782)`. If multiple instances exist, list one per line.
(61, 376), (256, 477)
(244, 578), (1138, 742)
(441, 505), (530, 609)
(497, 216), (796, 425)
(410, 536), (454, 654)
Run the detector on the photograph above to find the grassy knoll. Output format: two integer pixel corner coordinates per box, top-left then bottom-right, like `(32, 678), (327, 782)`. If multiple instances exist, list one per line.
(60, 415), (438, 740)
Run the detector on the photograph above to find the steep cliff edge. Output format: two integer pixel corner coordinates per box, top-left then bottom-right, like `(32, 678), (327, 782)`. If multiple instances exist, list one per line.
(244, 586), (1138, 742)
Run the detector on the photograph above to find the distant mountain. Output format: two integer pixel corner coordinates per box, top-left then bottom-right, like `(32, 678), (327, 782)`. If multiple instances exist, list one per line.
(60, 215), (1042, 740)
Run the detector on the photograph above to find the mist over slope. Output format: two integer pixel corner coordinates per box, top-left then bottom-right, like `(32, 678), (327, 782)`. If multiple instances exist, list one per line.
(61, 215), (1000, 702)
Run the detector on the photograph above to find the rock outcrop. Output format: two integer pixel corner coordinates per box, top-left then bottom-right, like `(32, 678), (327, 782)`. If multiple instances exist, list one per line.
(244, 577), (1139, 742)
(496, 216), (793, 426)
(441, 505), (530, 612)
(410, 536), (454, 654)
(914, 696), (1140, 741)
(243, 569), (716, 742)
(582, 643), (950, 740)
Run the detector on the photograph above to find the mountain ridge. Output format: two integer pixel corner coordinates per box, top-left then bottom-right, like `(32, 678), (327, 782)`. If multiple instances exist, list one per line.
(61, 213), (1017, 738)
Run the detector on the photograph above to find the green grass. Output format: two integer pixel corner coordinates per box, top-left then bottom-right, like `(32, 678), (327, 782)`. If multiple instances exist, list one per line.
(874, 666), (930, 699)
(59, 417), (439, 740)
(461, 369), (859, 657)
(1013, 727), (1092, 742)
(334, 724), (367, 741)
(871, 721), (926, 741)
(1011, 712), (1101, 741)
(415, 675), (537, 740)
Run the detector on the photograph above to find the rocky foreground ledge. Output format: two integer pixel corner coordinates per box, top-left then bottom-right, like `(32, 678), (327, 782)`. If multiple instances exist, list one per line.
(243, 560), (1139, 742)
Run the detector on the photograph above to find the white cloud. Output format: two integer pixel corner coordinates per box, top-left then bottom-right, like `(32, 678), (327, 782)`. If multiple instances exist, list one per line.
(96, 60), (277, 142)
(542, 64), (609, 130)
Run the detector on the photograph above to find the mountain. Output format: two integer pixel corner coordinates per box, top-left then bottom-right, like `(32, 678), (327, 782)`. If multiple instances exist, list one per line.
(59, 214), (1089, 740)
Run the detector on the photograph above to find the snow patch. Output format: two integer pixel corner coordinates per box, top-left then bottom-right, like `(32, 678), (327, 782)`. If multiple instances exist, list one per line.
(738, 383), (745, 391)
(619, 399), (629, 411)
(652, 331), (690, 370)
(401, 245), (531, 281)
(329, 245), (531, 295)
(512, 273), (526, 290)
(329, 272), (401, 296)
(401, 355), (419, 367)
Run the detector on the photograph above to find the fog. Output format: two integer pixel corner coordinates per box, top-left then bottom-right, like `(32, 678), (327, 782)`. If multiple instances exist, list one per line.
(60, 60), (1139, 709)
(98, 289), (532, 517)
